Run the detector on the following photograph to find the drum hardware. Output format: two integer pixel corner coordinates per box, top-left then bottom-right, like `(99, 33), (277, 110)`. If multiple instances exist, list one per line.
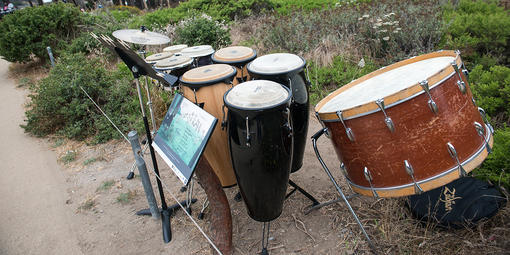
(221, 105), (228, 130)
(404, 160), (424, 194)
(474, 122), (492, 154)
(363, 167), (379, 198)
(451, 61), (467, 94)
(314, 112), (330, 138)
(260, 221), (271, 255)
(472, 97), (477, 107)
(446, 142), (468, 177)
(245, 116), (251, 147)
(478, 107), (494, 134)
(311, 128), (377, 252)
(285, 180), (320, 207)
(336, 110), (355, 141)
(419, 80), (439, 114)
(375, 98), (395, 133)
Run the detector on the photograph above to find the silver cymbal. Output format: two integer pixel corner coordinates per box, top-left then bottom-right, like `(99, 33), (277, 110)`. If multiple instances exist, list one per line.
(112, 29), (170, 45)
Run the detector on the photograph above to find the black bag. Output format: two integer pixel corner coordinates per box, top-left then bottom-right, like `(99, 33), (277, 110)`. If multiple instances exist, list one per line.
(407, 177), (506, 228)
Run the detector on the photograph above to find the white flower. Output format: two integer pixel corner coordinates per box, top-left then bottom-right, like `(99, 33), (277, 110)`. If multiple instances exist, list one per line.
(377, 18), (382, 22)
(396, 27), (402, 31)
(362, 14), (370, 18)
(383, 22), (392, 26)
(358, 58), (365, 68)
(393, 31), (399, 33)
(375, 22), (382, 27)
(379, 29), (387, 33)
(382, 36), (390, 41)
(358, 17), (363, 21)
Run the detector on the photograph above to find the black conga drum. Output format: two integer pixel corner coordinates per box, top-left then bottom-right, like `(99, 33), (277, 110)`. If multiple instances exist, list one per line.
(224, 80), (293, 222)
(181, 45), (215, 67)
(247, 53), (310, 173)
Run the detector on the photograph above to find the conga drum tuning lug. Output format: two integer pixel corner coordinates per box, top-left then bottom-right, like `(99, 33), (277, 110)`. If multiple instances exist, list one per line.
(336, 111), (355, 141)
(447, 142), (467, 177)
(474, 122), (492, 154)
(404, 160), (423, 194)
(245, 116), (251, 147)
(376, 98), (395, 133)
(451, 60), (467, 93)
(456, 80), (467, 94)
(478, 107), (494, 134)
(419, 80), (439, 114)
(363, 167), (379, 198)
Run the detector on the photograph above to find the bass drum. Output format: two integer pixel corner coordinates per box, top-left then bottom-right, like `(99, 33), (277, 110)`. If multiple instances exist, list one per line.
(180, 64), (238, 187)
(212, 46), (257, 85)
(315, 50), (494, 197)
(247, 53), (310, 173)
(224, 80), (293, 222)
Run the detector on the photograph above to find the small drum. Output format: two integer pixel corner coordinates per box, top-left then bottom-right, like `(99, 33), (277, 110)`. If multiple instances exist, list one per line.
(154, 55), (193, 78)
(180, 64), (237, 187)
(145, 52), (173, 64)
(212, 46), (257, 84)
(224, 80), (293, 222)
(181, 45), (215, 67)
(315, 50), (494, 198)
(247, 53), (310, 173)
(163, 44), (188, 54)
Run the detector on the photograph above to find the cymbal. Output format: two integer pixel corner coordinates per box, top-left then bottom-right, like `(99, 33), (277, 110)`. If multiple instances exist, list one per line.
(112, 29), (170, 45)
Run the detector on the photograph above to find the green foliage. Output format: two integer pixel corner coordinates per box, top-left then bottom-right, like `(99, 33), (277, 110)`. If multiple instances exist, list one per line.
(130, 0), (274, 29)
(271, 0), (371, 15)
(474, 128), (510, 190)
(60, 150), (77, 164)
(116, 190), (137, 204)
(22, 53), (143, 143)
(308, 56), (378, 105)
(469, 64), (510, 126)
(0, 3), (83, 63)
(174, 15), (231, 49)
(97, 180), (114, 191)
(108, 5), (142, 15)
(442, 0), (510, 67)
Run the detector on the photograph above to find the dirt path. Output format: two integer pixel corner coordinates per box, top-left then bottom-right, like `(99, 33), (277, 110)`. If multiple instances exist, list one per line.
(0, 60), (83, 255)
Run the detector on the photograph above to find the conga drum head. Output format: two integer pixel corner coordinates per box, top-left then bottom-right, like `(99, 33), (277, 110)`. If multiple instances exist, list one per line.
(181, 45), (215, 58)
(247, 53), (305, 75)
(224, 80), (290, 110)
(163, 44), (188, 54)
(315, 50), (493, 197)
(145, 52), (173, 64)
(212, 46), (257, 65)
(180, 64), (236, 88)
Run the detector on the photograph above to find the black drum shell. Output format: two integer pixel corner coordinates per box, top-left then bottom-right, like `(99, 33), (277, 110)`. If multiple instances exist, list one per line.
(155, 65), (191, 79)
(247, 67), (310, 173)
(225, 96), (293, 222)
(194, 54), (214, 67)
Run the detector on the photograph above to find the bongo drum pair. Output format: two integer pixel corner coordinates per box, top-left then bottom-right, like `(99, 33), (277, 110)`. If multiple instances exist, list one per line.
(314, 50), (494, 198)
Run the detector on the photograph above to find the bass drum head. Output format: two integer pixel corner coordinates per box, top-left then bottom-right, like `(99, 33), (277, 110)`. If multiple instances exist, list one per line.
(163, 44), (188, 54)
(154, 55), (193, 70)
(212, 46), (257, 64)
(145, 52), (173, 63)
(224, 80), (290, 110)
(247, 53), (305, 75)
(181, 45), (215, 58)
(180, 64), (236, 85)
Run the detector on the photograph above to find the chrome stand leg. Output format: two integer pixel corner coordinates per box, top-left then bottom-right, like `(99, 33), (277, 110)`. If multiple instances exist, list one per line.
(311, 128), (377, 253)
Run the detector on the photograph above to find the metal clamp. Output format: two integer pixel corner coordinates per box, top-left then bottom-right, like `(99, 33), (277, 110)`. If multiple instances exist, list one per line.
(375, 98), (395, 133)
(336, 111), (355, 142)
(245, 116), (251, 147)
(478, 107), (494, 134)
(451, 61), (467, 94)
(314, 112), (330, 138)
(474, 122), (492, 154)
(284, 107), (292, 137)
(446, 142), (467, 177)
(363, 167), (379, 198)
(419, 80), (439, 114)
(221, 105), (227, 131)
(404, 160), (423, 194)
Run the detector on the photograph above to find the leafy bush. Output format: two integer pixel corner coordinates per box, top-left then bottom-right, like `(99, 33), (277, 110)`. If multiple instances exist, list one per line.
(308, 56), (378, 105)
(0, 3), (83, 63)
(469, 64), (510, 127)
(473, 128), (510, 190)
(442, 0), (510, 67)
(172, 14), (231, 49)
(22, 53), (143, 143)
(271, 0), (371, 15)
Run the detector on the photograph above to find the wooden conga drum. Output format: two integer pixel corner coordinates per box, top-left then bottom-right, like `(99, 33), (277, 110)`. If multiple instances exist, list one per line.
(247, 53), (310, 173)
(180, 64), (237, 187)
(181, 45), (215, 67)
(315, 50), (494, 197)
(212, 46), (257, 85)
(145, 52), (173, 64)
(224, 80), (293, 222)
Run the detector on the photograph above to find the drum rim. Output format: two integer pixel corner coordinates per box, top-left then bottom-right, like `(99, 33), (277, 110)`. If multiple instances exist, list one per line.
(315, 50), (462, 121)
(145, 52), (174, 62)
(346, 127), (493, 197)
(154, 58), (193, 71)
(179, 65), (237, 86)
(212, 48), (257, 64)
(223, 82), (292, 112)
(247, 54), (306, 76)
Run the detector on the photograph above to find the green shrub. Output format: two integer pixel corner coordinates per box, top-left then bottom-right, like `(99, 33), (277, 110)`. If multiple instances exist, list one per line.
(22, 53), (143, 143)
(473, 127), (510, 190)
(442, 0), (510, 67)
(0, 3), (83, 63)
(271, 0), (371, 15)
(469, 64), (510, 127)
(308, 56), (378, 105)
(173, 14), (231, 49)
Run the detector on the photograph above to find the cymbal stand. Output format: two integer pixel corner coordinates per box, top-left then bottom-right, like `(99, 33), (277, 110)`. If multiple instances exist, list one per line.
(311, 128), (378, 253)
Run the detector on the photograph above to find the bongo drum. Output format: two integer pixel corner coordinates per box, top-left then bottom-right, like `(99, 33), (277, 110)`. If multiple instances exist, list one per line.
(163, 44), (188, 54)
(154, 55), (193, 78)
(180, 64), (237, 187)
(145, 52), (173, 64)
(315, 50), (494, 198)
(224, 80), (293, 222)
(247, 53), (310, 173)
(212, 46), (257, 84)
(181, 45), (215, 67)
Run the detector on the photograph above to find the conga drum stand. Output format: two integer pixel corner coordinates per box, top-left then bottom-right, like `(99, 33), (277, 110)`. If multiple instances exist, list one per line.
(311, 128), (377, 252)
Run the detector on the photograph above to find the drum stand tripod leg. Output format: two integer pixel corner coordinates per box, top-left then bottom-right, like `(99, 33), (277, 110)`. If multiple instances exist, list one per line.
(311, 128), (377, 253)
(285, 180), (320, 207)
